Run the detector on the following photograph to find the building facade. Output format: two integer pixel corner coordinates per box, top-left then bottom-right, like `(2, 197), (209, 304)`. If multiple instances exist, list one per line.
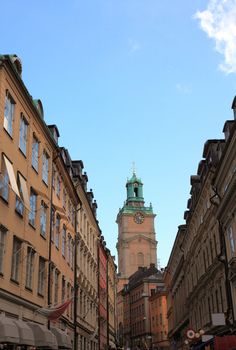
(166, 98), (236, 349)
(98, 238), (108, 350)
(107, 252), (117, 349)
(0, 54), (116, 350)
(122, 265), (164, 350)
(116, 173), (157, 291)
(149, 287), (169, 349)
(72, 160), (100, 350)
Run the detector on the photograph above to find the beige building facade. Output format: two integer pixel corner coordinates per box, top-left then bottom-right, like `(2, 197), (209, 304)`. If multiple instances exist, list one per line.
(0, 54), (117, 350)
(0, 55), (74, 347)
(166, 99), (236, 349)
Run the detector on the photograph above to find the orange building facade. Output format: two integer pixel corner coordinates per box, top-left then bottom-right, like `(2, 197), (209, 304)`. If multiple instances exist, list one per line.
(149, 288), (169, 349)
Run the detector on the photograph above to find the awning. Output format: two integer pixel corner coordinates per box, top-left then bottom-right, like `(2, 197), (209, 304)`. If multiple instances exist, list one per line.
(18, 173), (30, 210)
(12, 319), (35, 346)
(51, 327), (72, 349)
(27, 322), (58, 349)
(0, 315), (20, 344)
(3, 155), (20, 197)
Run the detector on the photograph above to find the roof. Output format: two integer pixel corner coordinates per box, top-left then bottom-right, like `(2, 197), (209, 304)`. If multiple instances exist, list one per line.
(126, 173), (143, 185)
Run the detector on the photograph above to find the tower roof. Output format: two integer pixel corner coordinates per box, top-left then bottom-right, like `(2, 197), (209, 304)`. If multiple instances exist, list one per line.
(126, 173), (143, 186)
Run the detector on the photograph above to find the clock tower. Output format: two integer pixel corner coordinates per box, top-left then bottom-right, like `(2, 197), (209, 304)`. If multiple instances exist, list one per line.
(116, 172), (157, 288)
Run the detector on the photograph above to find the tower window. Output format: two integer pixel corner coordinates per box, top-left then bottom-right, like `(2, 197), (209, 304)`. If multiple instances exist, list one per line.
(134, 187), (138, 197)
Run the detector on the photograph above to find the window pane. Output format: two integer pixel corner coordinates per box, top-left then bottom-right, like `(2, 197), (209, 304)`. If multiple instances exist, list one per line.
(19, 116), (28, 155)
(0, 226), (7, 274)
(4, 93), (14, 136)
(29, 190), (37, 226)
(42, 152), (49, 184)
(11, 238), (21, 281)
(32, 136), (39, 171)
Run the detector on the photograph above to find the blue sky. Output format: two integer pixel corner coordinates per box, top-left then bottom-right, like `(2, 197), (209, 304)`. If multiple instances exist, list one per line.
(1, 0), (236, 266)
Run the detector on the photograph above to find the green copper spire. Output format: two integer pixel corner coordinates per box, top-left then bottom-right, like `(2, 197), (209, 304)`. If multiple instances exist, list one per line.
(126, 173), (144, 203)
(117, 171), (153, 216)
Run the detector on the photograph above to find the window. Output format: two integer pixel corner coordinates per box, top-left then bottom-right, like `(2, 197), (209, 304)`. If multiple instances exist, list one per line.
(228, 226), (235, 256)
(11, 237), (22, 282)
(51, 208), (55, 242)
(54, 269), (60, 304)
(19, 115), (28, 155)
(63, 189), (67, 209)
(15, 175), (24, 216)
(31, 135), (39, 171)
(40, 201), (47, 237)
(55, 215), (60, 248)
(0, 161), (9, 201)
(25, 247), (35, 289)
(42, 151), (49, 185)
(38, 257), (46, 296)
(29, 189), (37, 226)
(4, 91), (15, 136)
(62, 225), (66, 257)
(0, 226), (7, 274)
(67, 235), (71, 264)
(62, 276), (66, 302)
(56, 176), (61, 197)
(71, 239), (74, 269)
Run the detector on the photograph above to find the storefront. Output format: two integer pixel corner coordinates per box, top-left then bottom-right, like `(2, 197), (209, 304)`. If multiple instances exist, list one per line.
(0, 315), (71, 349)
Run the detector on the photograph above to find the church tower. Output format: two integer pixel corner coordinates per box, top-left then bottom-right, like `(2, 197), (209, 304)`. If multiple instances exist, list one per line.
(116, 172), (157, 287)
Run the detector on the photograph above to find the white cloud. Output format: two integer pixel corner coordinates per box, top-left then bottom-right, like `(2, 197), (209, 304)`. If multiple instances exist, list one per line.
(194, 0), (236, 74)
(176, 83), (192, 94)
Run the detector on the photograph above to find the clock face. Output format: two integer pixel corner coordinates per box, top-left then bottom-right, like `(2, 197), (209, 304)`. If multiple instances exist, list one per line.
(134, 212), (144, 224)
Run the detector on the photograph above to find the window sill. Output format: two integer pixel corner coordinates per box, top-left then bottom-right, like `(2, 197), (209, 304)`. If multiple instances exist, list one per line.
(18, 148), (27, 159)
(32, 165), (39, 174)
(28, 222), (36, 230)
(10, 278), (19, 285)
(25, 286), (33, 292)
(3, 127), (13, 140)
(0, 195), (9, 205)
(15, 209), (24, 218)
(42, 179), (49, 187)
(37, 292), (44, 298)
(40, 233), (46, 240)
